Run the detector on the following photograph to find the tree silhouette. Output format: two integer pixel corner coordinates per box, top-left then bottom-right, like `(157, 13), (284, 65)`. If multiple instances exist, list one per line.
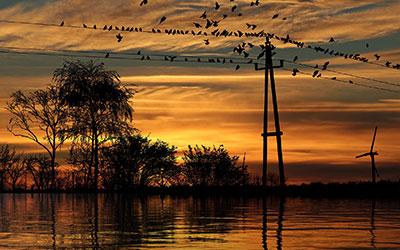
(138, 139), (179, 187)
(0, 145), (18, 191)
(102, 134), (179, 189)
(25, 156), (53, 191)
(68, 141), (94, 188)
(182, 145), (248, 186)
(7, 86), (68, 188)
(6, 155), (25, 191)
(53, 60), (135, 190)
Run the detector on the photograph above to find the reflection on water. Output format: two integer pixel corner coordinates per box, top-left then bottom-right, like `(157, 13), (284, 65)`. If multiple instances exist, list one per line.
(0, 194), (399, 249)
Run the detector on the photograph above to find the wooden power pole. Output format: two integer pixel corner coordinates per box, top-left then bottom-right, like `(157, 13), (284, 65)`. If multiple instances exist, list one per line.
(256, 38), (286, 187)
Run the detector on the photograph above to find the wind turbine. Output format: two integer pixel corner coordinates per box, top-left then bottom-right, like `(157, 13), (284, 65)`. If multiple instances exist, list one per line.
(355, 126), (380, 184)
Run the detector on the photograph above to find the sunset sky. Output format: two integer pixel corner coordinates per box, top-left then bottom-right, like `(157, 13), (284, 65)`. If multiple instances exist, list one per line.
(0, 0), (399, 183)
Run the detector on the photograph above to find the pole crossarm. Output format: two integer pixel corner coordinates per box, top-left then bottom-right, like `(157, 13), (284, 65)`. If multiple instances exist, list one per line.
(255, 60), (283, 71)
(262, 131), (283, 137)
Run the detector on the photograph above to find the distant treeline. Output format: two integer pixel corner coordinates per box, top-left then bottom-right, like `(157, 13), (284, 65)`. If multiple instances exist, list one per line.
(1, 60), (272, 192)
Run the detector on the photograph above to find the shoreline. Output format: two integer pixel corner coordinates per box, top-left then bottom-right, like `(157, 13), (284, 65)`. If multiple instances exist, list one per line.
(1, 181), (399, 198)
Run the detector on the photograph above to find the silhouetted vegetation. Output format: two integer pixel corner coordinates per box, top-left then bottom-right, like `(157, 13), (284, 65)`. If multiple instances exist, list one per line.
(53, 60), (135, 190)
(1, 60), (249, 192)
(3, 60), (396, 195)
(7, 86), (68, 189)
(182, 145), (249, 186)
(101, 134), (180, 189)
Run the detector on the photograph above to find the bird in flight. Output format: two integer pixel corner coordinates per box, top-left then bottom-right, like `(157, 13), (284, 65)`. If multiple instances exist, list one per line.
(159, 16), (167, 24)
(293, 56), (298, 62)
(116, 33), (123, 43)
(312, 70), (319, 77)
(193, 22), (202, 28)
(140, 0), (148, 6)
(235, 65), (240, 70)
(374, 54), (380, 60)
(272, 14), (279, 19)
(200, 11), (207, 19)
(204, 39), (210, 45)
(215, 2), (221, 10)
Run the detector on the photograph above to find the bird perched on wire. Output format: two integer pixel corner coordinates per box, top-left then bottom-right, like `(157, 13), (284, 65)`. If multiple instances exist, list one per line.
(60, 21), (64, 26)
(235, 65), (240, 70)
(246, 23), (257, 30)
(312, 70), (319, 77)
(231, 5), (237, 12)
(322, 61), (329, 70)
(251, 0), (260, 6)
(329, 37), (335, 42)
(140, 0), (148, 6)
(292, 68), (299, 76)
(293, 56), (298, 62)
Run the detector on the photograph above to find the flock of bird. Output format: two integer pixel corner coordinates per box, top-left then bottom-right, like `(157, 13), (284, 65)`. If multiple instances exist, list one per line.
(57, 0), (400, 80)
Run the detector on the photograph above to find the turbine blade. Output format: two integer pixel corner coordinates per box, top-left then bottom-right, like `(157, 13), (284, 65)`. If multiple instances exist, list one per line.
(355, 152), (370, 158)
(370, 126), (378, 152)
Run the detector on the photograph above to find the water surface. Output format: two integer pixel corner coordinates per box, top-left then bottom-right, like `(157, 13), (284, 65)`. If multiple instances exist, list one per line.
(0, 194), (399, 249)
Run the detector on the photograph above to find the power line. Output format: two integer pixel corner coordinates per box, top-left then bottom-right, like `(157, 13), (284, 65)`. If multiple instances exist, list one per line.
(0, 45), (397, 95)
(280, 59), (400, 88)
(0, 45), (255, 62)
(0, 47), (258, 66)
(1, 19), (399, 71)
(280, 67), (400, 94)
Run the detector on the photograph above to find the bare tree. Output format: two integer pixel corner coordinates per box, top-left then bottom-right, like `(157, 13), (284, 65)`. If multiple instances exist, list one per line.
(25, 156), (53, 191)
(0, 145), (18, 190)
(6, 155), (25, 191)
(68, 141), (93, 188)
(7, 86), (68, 189)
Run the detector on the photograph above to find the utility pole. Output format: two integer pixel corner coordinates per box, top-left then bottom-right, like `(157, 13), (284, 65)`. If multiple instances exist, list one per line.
(256, 37), (286, 187)
(262, 38), (269, 187)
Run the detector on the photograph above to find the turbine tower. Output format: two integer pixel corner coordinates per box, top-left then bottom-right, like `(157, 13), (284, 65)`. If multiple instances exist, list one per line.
(355, 126), (380, 184)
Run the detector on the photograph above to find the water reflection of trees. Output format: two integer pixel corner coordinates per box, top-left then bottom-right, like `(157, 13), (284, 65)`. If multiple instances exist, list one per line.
(183, 196), (248, 243)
